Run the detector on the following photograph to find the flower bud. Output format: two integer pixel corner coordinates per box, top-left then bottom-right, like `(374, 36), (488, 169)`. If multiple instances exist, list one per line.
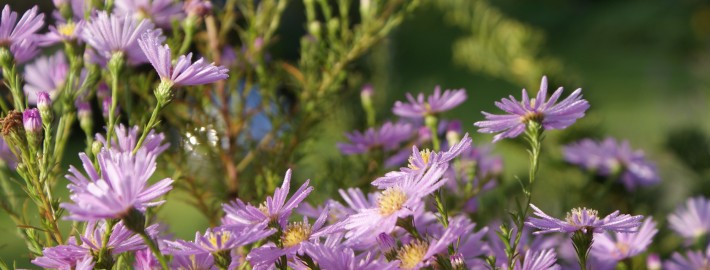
(377, 233), (397, 260)
(360, 84), (373, 108)
(37, 92), (53, 125)
(23, 109), (43, 149)
(647, 253), (661, 270)
(91, 140), (103, 156)
(446, 120), (461, 147)
(308, 22), (321, 39)
(76, 100), (93, 133)
(0, 47), (12, 68)
(450, 253), (465, 270)
(184, 0), (212, 18)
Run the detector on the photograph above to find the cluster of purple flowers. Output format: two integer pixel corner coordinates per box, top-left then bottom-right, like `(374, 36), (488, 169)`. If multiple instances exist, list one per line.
(2, 0), (705, 268)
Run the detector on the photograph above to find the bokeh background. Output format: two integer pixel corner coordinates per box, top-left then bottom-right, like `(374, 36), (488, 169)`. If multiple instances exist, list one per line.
(3, 0), (710, 266)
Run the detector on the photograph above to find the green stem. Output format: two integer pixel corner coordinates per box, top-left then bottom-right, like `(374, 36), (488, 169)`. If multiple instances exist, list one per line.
(508, 122), (543, 268)
(178, 23), (195, 55)
(425, 115), (440, 151)
(139, 231), (169, 270)
(433, 191), (449, 228)
(132, 100), (163, 154)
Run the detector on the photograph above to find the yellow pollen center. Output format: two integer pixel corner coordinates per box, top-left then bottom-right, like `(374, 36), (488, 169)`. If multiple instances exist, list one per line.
(565, 207), (598, 225)
(204, 231), (231, 249)
(615, 242), (630, 256)
(377, 188), (407, 216)
(58, 22), (76, 36)
(408, 149), (432, 170)
(282, 222), (312, 248)
(397, 240), (429, 269)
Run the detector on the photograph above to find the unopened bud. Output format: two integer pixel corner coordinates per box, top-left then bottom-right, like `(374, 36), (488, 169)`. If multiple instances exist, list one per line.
(37, 92), (53, 125)
(377, 233), (397, 260)
(446, 120), (461, 147)
(647, 253), (661, 270)
(91, 140), (103, 156)
(308, 22), (321, 39)
(183, 0), (212, 18)
(76, 101), (93, 133)
(450, 253), (465, 270)
(360, 84), (373, 108)
(23, 109), (43, 149)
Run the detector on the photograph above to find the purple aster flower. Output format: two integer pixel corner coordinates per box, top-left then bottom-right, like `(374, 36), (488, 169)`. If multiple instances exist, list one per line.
(564, 137), (660, 191)
(301, 243), (398, 270)
(81, 220), (160, 254)
(668, 197), (710, 241)
(0, 5), (44, 48)
(61, 147), (173, 221)
(32, 243), (90, 269)
(114, 0), (184, 29)
(81, 12), (159, 65)
(23, 51), (68, 104)
(134, 249), (161, 270)
(172, 253), (217, 270)
(337, 121), (414, 155)
(167, 224), (274, 255)
(95, 124), (169, 155)
(22, 108), (42, 134)
(33, 221), (158, 268)
(39, 20), (85, 46)
(664, 245), (710, 270)
(474, 76), (590, 142)
(372, 133), (471, 189)
(344, 162), (449, 247)
(9, 38), (40, 63)
(590, 218), (657, 269)
(514, 249), (561, 270)
(392, 86), (467, 118)
(247, 206), (344, 269)
(222, 169), (313, 230)
(391, 216), (473, 269)
(526, 204), (643, 234)
(138, 30), (229, 86)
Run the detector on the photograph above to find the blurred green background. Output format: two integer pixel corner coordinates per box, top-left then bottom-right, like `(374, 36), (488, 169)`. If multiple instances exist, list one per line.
(4, 0), (710, 266)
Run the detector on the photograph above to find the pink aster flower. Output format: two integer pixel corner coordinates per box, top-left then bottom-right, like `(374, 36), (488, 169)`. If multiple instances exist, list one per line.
(0, 5), (44, 47)
(222, 169), (313, 230)
(95, 124), (169, 155)
(392, 86), (467, 118)
(301, 243), (398, 270)
(114, 0), (184, 29)
(564, 138), (659, 191)
(664, 245), (710, 270)
(391, 216), (474, 270)
(590, 218), (657, 269)
(167, 224), (274, 256)
(668, 197), (710, 241)
(474, 76), (590, 142)
(514, 249), (561, 270)
(61, 147), (173, 221)
(337, 121), (414, 155)
(138, 30), (229, 87)
(372, 133), (471, 189)
(344, 162), (450, 247)
(81, 12), (159, 65)
(39, 20), (85, 46)
(23, 51), (68, 104)
(247, 206), (344, 270)
(526, 204), (643, 234)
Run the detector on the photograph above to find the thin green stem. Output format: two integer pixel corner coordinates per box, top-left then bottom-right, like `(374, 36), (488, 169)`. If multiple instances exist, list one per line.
(139, 231), (169, 270)
(133, 100), (163, 154)
(425, 115), (440, 151)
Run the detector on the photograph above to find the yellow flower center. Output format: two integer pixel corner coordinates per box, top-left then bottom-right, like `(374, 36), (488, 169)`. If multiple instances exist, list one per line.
(615, 242), (630, 256)
(282, 222), (312, 248)
(565, 207), (598, 225)
(204, 230), (231, 249)
(377, 188), (407, 216)
(58, 22), (76, 36)
(397, 240), (429, 269)
(408, 149), (432, 170)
